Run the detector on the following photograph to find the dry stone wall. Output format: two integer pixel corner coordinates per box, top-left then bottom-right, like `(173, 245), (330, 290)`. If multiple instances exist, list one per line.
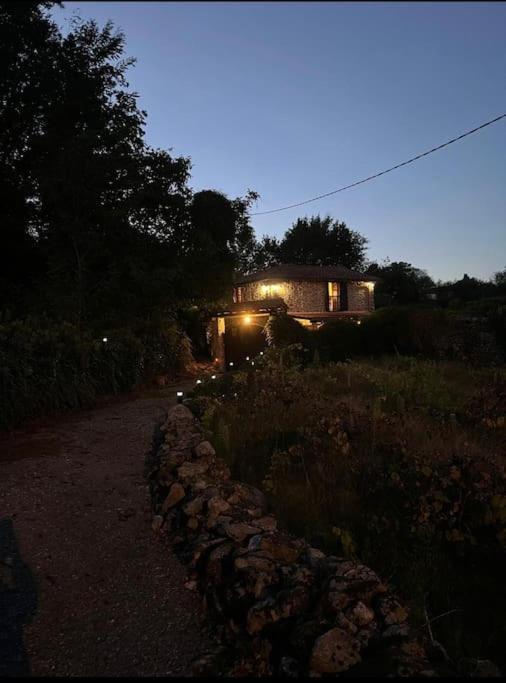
(146, 404), (434, 677)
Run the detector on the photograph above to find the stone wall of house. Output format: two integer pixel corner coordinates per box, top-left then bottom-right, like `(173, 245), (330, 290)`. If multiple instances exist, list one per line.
(146, 403), (434, 677)
(240, 280), (375, 313)
(241, 280), (327, 312)
(348, 282), (374, 311)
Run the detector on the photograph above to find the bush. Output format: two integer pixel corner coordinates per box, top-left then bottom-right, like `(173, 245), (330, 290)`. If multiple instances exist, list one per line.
(361, 306), (451, 356)
(264, 313), (311, 348)
(315, 319), (364, 361)
(0, 316), (192, 430)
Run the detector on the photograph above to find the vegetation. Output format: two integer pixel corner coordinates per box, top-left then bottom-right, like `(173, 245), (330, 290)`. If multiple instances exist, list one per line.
(189, 352), (506, 669)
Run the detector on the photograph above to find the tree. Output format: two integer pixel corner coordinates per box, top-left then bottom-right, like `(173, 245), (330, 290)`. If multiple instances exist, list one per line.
(277, 215), (368, 270)
(366, 260), (434, 306)
(0, 2), (193, 327)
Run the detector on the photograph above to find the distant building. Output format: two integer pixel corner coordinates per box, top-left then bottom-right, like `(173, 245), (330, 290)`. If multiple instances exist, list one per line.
(208, 263), (380, 368)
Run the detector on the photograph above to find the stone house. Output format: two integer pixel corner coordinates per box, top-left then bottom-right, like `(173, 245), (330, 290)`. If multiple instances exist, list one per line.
(208, 264), (379, 368)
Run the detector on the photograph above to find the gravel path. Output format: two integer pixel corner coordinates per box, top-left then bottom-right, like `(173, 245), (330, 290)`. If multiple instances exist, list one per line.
(0, 386), (212, 676)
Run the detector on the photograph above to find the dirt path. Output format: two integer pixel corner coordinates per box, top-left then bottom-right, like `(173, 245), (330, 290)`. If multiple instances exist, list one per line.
(0, 385), (212, 676)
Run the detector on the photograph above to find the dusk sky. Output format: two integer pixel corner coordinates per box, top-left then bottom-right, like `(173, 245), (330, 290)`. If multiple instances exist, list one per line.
(53, 2), (506, 282)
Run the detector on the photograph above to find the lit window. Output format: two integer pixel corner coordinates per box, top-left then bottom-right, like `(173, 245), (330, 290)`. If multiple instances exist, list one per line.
(327, 282), (340, 311)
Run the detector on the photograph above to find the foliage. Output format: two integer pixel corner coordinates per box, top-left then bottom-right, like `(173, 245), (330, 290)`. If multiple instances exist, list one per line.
(244, 215), (368, 272)
(192, 355), (506, 667)
(0, 316), (192, 430)
(264, 313), (311, 349)
(366, 260), (434, 306)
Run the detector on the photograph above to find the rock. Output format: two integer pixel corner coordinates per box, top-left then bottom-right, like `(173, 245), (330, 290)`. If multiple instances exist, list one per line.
(161, 482), (185, 512)
(235, 553), (277, 575)
(194, 440), (216, 459)
(183, 496), (205, 516)
(310, 627), (362, 674)
(349, 601), (375, 627)
(222, 521), (263, 543)
(207, 495), (231, 518)
(378, 596), (409, 625)
(250, 515), (277, 532)
(252, 532), (305, 564)
(151, 515), (164, 532)
(177, 460), (210, 481)
(187, 516), (200, 530)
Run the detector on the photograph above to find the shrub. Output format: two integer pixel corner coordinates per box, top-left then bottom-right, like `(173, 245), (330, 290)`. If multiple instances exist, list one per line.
(315, 318), (364, 361)
(0, 316), (193, 430)
(264, 313), (311, 349)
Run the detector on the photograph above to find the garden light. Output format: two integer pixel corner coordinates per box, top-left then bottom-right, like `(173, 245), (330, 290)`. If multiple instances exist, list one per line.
(260, 351), (264, 356)
(211, 375), (216, 380)
(229, 362), (234, 367)
(176, 391), (183, 403)
(251, 361), (255, 366)
(246, 356), (250, 361)
(196, 379), (202, 384)
(102, 337), (108, 343)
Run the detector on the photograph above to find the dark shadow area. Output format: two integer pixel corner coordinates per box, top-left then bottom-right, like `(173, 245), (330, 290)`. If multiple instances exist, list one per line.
(0, 518), (38, 677)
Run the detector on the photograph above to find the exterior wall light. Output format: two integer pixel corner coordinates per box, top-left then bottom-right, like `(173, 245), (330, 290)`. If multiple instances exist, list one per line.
(243, 315), (252, 325)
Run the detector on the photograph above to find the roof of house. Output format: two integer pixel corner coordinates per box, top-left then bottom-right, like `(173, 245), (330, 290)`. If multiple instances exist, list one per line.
(235, 263), (380, 285)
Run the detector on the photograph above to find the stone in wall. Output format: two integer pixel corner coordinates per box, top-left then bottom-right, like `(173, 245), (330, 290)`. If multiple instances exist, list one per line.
(348, 282), (374, 311)
(147, 403), (438, 678)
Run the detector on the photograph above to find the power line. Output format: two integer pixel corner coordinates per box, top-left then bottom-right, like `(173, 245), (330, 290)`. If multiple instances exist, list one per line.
(251, 112), (506, 216)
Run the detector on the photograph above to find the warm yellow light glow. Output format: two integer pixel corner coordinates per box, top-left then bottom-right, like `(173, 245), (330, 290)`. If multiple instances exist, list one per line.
(366, 281), (375, 292)
(243, 315), (252, 325)
(260, 283), (283, 298)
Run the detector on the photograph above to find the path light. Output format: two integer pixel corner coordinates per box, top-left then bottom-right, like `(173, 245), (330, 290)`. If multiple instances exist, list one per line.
(245, 356), (250, 361)
(196, 379), (202, 385)
(176, 391), (183, 404)
(357, 320), (362, 326)
(251, 361), (255, 366)
(102, 337), (108, 343)
(229, 361), (234, 367)
(259, 351), (264, 356)
(211, 375), (216, 380)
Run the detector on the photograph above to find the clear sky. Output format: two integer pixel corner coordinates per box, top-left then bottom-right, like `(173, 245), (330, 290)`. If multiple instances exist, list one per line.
(52, 1), (506, 282)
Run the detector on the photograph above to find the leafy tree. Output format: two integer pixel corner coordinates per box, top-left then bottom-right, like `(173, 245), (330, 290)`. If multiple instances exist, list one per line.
(0, 2), (193, 327)
(366, 260), (434, 306)
(277, 215), (368, 270)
